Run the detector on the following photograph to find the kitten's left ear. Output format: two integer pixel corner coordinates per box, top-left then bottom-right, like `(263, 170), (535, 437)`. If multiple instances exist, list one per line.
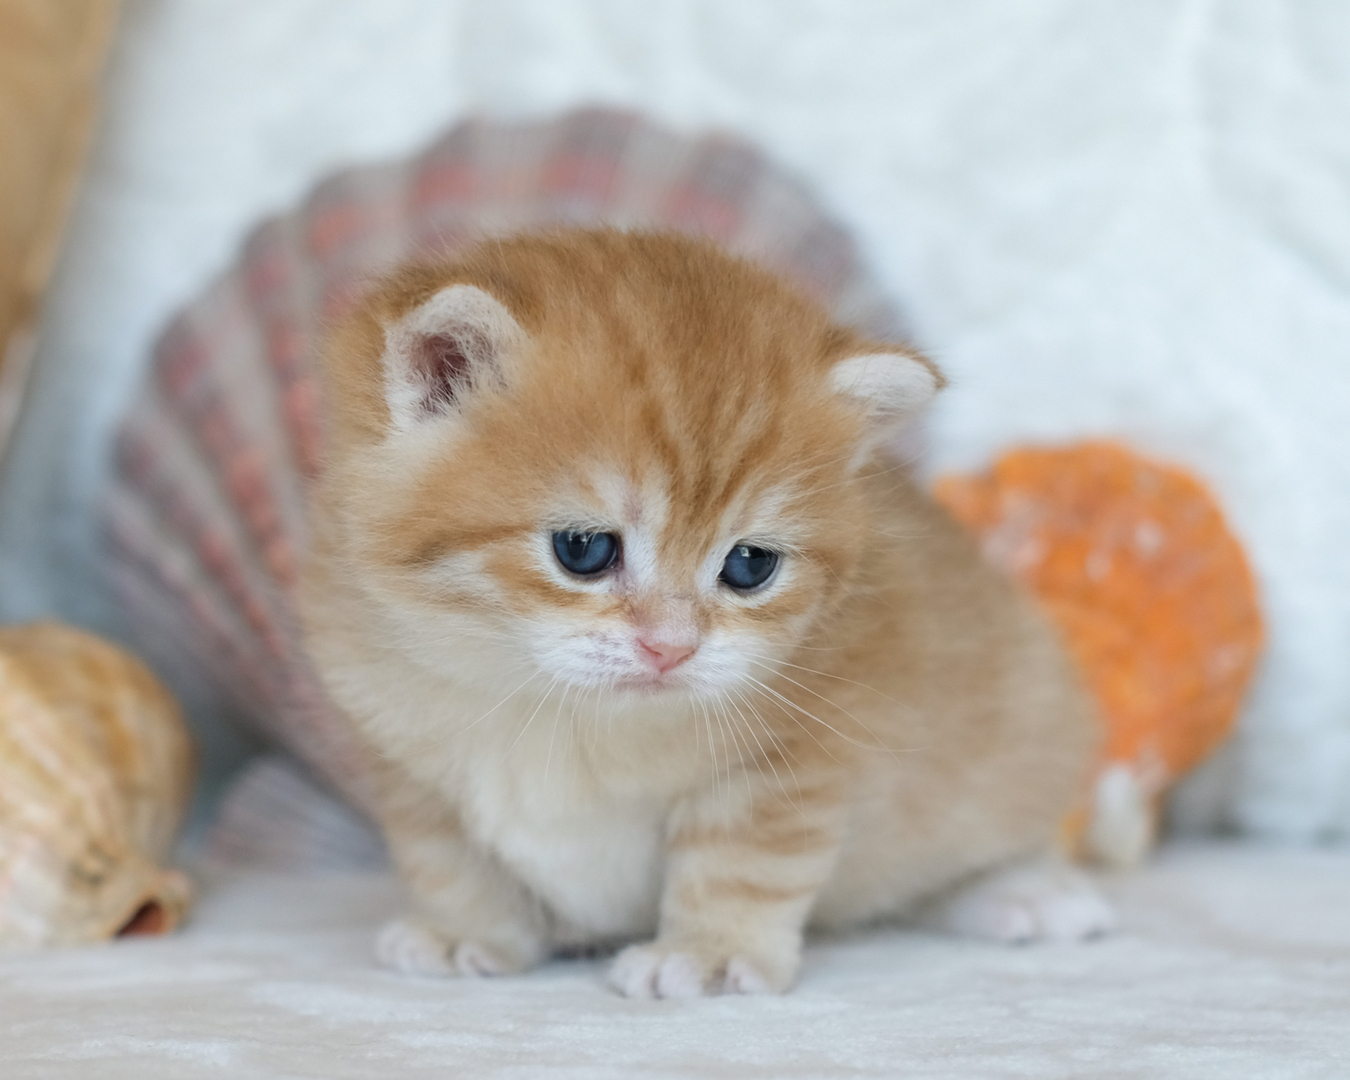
(829, 346), (945, 432)
(380, 284), (527, 432)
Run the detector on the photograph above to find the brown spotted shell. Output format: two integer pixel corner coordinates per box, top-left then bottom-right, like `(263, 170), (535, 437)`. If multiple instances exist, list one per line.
(0, 621), (194, 947)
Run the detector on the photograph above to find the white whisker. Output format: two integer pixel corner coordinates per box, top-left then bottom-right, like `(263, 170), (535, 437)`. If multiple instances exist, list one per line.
(744, 660), (920, 756)
(449, 670), (542, 738)
(721, 688), (795, 812)
(506, 675), (560, 754)
(741, 673), (899, 757)
(743, 651), (913, 711)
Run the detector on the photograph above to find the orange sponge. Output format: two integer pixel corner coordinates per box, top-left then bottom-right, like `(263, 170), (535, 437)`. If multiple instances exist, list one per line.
(935, 441), (1263, 864)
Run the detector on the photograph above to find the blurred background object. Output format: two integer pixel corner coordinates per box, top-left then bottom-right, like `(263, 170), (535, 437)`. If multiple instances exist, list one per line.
(0, 0), (1347, 845)
(0, 620), (193, 947)
(0, 0), (117, 463)
(938, 441), (1264, 866)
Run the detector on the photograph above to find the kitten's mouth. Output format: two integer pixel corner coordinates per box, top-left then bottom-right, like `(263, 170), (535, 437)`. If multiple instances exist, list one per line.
(611, 672), (688, 694)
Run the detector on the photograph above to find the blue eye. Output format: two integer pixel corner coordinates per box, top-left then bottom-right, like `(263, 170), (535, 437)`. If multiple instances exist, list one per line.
(552, 531), (620, 576)
(720, 545), (779, 591)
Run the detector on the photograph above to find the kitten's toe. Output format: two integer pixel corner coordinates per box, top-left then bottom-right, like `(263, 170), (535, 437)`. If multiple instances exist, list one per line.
(607, 943), (780, 998)
(722, 956), (772, 994)
(377, 918), (458, 976)
(375, 918), (528, 977)
(1032, 885), (1117, 943)
(451, 939), (517, 976)
(609, 944), (697, 998)
(930, 863), (1116, 944)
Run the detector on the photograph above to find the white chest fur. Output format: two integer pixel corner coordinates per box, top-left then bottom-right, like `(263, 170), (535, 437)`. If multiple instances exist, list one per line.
(453, 708), (703, 943)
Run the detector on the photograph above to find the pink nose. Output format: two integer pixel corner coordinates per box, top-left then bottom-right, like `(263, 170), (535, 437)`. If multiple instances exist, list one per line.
(638, 638), (696, 673)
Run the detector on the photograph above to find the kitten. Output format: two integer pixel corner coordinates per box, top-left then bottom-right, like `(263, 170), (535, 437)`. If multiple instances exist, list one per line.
(300, 229), (1112, 998)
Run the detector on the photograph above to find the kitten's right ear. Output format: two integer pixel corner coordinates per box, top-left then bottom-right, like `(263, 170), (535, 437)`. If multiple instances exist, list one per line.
(379, 284), (526, 432)
(829, 346), (945, 430)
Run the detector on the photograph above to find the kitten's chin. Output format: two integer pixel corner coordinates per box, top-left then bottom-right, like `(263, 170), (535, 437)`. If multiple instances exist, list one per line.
(576, 671), (706, 700)
(611, 674), (688, 695)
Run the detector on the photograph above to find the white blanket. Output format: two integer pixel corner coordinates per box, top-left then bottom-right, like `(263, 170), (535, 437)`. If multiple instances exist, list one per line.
(3, 842), (1347, 1078)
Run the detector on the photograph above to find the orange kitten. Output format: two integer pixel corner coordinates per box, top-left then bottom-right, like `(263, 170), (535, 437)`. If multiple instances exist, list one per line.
(300, 229), (1111, 997)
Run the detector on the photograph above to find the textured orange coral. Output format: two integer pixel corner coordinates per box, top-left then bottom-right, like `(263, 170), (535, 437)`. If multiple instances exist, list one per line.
(935, 441), (1263, 790)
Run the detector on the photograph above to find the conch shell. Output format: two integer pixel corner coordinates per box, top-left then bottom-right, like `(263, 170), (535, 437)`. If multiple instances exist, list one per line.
(0, 621), (194, 946)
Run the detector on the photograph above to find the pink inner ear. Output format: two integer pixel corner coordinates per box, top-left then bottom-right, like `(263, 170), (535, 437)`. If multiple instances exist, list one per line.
(413, 331), (477, 413)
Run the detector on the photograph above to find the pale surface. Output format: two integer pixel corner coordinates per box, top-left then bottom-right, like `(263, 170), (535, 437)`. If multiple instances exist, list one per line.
(0, 1), (1348, 837)
(1, 843), (1347, 1078)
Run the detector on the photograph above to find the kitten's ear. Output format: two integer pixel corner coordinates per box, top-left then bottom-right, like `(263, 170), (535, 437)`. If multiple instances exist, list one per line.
(379, 284), (526, 431)
(829, 346), (944, 433)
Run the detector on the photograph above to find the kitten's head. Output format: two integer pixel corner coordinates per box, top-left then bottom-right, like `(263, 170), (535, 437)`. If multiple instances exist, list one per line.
(321, 230), (942, 700)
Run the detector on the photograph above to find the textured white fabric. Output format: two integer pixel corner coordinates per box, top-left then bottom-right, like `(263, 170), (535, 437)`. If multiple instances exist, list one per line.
(0, 1), (1348, 836)
(2, 843), (1347, 1078)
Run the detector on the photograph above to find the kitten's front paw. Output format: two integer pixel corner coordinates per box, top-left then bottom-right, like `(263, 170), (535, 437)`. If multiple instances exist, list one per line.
(376, 918), (537, 977)
(932, 863), (1116, 944)
(607, 941), (790, 998)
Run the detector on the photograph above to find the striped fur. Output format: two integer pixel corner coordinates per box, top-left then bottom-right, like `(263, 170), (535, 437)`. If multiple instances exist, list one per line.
(300, 230), (1099, 995)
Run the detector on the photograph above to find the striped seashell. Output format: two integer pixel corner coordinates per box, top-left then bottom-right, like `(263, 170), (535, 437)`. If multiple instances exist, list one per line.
(206, 754), (386, 873)
(0, 621), (193, 947)
(102, 107), (906, 821)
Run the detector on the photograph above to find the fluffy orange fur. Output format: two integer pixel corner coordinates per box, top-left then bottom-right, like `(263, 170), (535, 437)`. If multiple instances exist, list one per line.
(300, 229), (1108, 997)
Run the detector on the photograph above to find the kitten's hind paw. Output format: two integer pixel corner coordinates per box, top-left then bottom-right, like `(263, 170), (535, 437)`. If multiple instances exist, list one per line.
(375, 918), (533, 977)
(607, 942), (784, 998)
(928, 862), (1116, 944)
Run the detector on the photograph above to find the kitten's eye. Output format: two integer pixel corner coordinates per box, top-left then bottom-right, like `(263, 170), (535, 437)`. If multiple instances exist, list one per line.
(720, 545), (779, 591)
(552, 531), (620, 576)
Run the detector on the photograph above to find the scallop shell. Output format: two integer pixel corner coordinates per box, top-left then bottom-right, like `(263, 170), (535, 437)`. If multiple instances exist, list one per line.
(0, 621), (194, 947)
(206, 754), (386, 873)
(101, 107), (905, 818)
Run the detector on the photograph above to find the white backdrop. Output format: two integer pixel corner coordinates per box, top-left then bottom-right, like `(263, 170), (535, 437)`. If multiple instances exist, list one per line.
(1, 0), (1346, 839)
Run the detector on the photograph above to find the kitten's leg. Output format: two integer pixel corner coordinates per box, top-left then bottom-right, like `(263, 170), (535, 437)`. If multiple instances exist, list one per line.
(922, 857), (1116, 944)
(376, 772), (547, 977)
(608, 777), (846, 999)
